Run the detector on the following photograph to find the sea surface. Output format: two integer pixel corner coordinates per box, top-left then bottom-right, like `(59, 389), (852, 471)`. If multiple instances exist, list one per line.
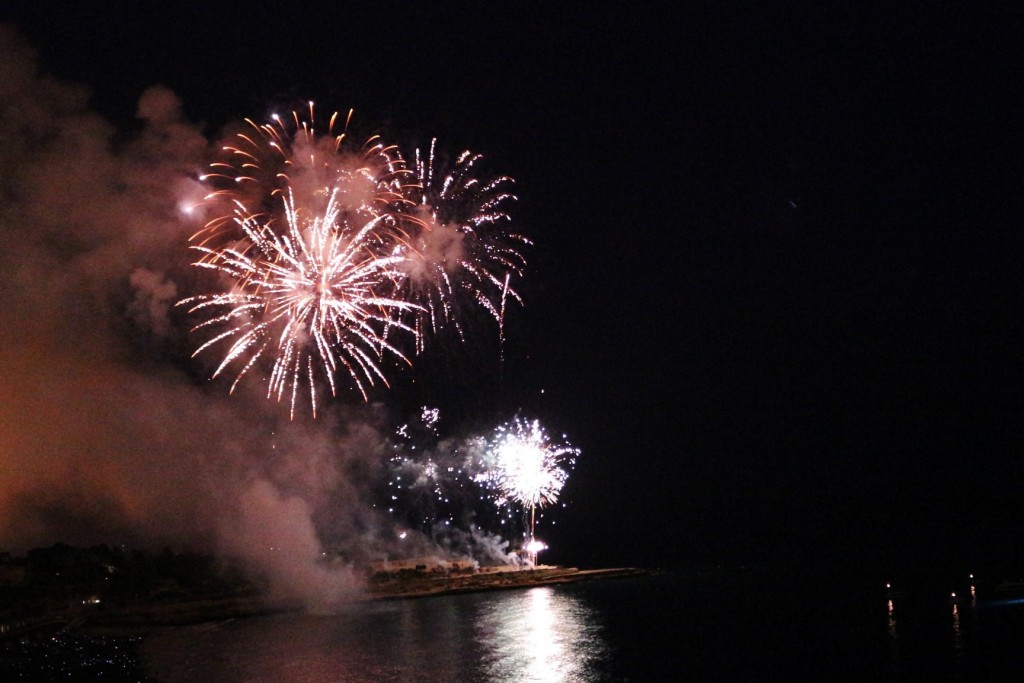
(137, 565), (1024, 682)
(8, 563), (1024, 681)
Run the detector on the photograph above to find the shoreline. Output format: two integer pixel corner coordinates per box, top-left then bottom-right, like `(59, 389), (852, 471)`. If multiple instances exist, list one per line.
(367, 565), (654, 601)
(3, 565), (657, 640)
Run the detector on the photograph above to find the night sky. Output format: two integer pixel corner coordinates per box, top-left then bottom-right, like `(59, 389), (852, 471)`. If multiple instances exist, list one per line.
(1, 2), (1022, 581)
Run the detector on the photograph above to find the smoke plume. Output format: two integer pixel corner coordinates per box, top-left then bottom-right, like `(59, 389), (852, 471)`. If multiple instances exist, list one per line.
(0, 23), (448, 610)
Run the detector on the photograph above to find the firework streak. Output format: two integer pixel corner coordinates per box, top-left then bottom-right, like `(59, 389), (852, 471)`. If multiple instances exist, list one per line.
(179, 104), (529, 417)
(480, 417), (578, 510)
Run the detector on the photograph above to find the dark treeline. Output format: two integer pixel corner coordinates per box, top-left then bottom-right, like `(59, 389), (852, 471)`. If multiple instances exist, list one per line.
(0, 543), (253, 621)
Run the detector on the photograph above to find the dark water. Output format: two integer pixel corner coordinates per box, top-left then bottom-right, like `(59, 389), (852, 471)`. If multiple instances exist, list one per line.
(135, 566), (1024, 682)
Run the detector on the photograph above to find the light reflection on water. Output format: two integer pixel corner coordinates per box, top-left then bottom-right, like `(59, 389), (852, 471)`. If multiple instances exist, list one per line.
(74, 569), (1024, 679)
(476, 587), (608, 682)
(142, 585), (610, 683)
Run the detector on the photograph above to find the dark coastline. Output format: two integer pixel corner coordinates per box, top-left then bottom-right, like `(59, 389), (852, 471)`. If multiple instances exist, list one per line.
(2, 565), (656, 639)
(367, 565), (654, 601)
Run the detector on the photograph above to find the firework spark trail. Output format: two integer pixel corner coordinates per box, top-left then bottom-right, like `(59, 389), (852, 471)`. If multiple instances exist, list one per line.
(181, 105), (529, 416)
(386, 407), (487, 533)
(400, 139), (531, 351)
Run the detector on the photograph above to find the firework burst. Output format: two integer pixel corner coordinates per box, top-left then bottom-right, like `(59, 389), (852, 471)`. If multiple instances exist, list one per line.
(191, 102), (413, 251)
(180, 188), (420, 418)
(478, 417), (578, 563)
(398, 139), (530, 350)
(482, 417), (578, 511)
(382, 409), (577, 565)
(180, 103), (529, 416)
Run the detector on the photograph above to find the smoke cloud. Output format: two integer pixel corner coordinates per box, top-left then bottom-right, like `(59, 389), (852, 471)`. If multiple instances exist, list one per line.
(0, 23), (471, 610)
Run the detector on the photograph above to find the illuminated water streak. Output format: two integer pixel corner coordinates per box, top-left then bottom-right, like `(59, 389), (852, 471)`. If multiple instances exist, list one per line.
(476, 586), (609, 682)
